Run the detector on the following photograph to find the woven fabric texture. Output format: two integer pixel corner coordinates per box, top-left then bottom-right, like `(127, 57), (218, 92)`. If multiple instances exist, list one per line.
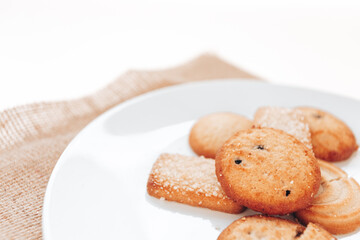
(0, 54), (258, 239)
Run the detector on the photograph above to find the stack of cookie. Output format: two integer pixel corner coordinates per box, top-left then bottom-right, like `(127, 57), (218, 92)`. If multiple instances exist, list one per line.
(147, 107), (359, 239)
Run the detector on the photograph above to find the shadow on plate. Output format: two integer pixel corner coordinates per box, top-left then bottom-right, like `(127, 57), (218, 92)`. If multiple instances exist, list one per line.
(145, 193), (260, 232)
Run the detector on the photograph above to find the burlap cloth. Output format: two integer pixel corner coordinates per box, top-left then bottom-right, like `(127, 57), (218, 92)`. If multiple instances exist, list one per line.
(0, 54), (258, 239)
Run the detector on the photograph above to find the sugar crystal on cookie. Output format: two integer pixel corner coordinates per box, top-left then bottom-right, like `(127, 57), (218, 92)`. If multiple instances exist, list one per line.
(254, 106), (313, 150)
(147, 153), (244, 213)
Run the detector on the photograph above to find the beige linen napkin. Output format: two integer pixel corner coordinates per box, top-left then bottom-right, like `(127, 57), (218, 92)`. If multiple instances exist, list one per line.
(0, 54), (258, 239)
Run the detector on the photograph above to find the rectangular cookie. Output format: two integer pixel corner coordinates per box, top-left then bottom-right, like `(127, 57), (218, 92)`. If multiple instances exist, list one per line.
(147, 153), (244, 214)
(253, 106), (313, 150)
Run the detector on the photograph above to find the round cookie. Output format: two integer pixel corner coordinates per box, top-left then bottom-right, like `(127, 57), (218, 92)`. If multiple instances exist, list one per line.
(215, 128), (321, 215)
(218, 215), (336, 240)
(218, 215), (305, 240)
(297, 107), (358, 162)
(295, 160), (360, 235)
(189, 112), (252, 159)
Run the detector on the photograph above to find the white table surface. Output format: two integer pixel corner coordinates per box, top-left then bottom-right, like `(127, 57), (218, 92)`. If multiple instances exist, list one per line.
(1, 0), (360, 111)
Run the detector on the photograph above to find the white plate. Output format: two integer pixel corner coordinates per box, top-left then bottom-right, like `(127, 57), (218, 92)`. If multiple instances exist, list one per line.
(43, 80), (360, 240)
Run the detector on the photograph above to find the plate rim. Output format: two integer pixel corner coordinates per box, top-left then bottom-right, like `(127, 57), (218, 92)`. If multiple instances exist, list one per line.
(42, 78), (360, 239)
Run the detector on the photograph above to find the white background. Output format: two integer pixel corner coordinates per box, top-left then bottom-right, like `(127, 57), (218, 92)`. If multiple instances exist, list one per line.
(1, 0), (360, 111)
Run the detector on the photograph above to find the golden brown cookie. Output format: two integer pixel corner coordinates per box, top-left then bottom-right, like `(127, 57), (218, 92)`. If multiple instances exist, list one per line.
(215, 128), (321, 215)
(147, 153), (245, 214)
(217, 215), (336, 240)
(189, 112), (252, 158)
(297, 107), (358, 161)
(299, 223), (337, 240)
(253, 106), (312, 151)
(295, 160), (360, 234)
